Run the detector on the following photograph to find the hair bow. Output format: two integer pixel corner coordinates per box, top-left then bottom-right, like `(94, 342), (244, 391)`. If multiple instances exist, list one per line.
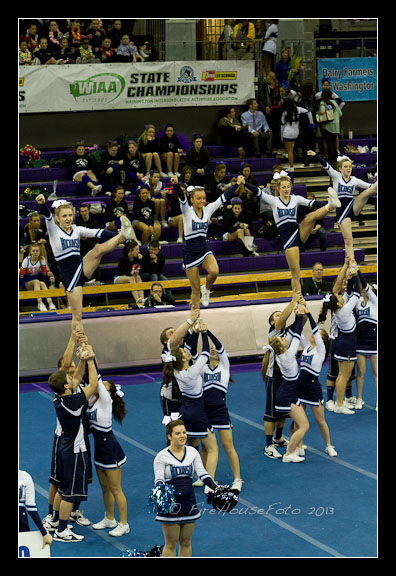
(161, 352), (176, 363)
(115, 384), (124, 398)
(321, 76), (332, 85)
(372, 284), (377, 291)
(280, 81), (289, 90)
(323, 293), (331, 302)
(273, 170), (289, 180)
(262, 344), (274, 353)
(337, 155), (353, 164)
(52, 199), (69, 209)
(161, 412), (181, 425)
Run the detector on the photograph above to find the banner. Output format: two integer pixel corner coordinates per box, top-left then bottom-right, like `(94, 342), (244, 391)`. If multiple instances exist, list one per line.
(317, 57), (377, 102)
(19, 61), (255, 113)
(19, 531), (51, 557)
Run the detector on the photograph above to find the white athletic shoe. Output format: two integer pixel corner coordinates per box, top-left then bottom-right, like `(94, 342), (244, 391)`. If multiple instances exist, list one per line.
(109, 522), (130, 537)
(325, 445), (338, 457)
(355, 398), (364, 410)
(333, 404), (355, 414)
(264, 444), (283, 459)
(119, 215), (134, 241)
(38, 302), (47, 311)
(325, 399), (335, 412)
(200, 284), (211, 307)
(70, 509), (91, 526)
(92, 516), (117, 530)
(53, 527), (84, 542)
(282, 452), (305, 463)
(327, 187), (341, 208)
(231, 478), (244, 492)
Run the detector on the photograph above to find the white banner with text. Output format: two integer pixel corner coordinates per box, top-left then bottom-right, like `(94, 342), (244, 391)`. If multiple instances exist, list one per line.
(19, 61), (255, 113)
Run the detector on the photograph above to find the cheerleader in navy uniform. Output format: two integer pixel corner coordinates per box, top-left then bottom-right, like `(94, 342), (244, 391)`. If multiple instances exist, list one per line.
(19, 470), (52, 549)
(87, 373), (129, 537)
(262, 304), (309, 462)
(243, 172), (341, 295)
(153, 418), (217, 557)
(201, 327), (243, 492)
(355, 270), (377, 409)
(162, 327), (218, 479)
(170, 174), (242, 308)
(318, 269), (361, 414)
(307, 150), (377, 271)
(35, 194), (134, 333)
(298, 310), (337, 456)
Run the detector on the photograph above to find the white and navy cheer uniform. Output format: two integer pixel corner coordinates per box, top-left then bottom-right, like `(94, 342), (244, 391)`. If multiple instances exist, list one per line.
(175, 332), (213, 438)
(298, 312), (327, 406)
(200, 330), (232, 430)
(274, 315), (303, 412)
(245, 181), (326, 251)
(174, 182), (238, 269)
(86, 366), (127, 471)
(19, 470), (48, 535)
(355, 270), (377, 356)
(153, 445), (217, 523)
(40, 201), (117, 292)
(333, 276), (360, 362)
(315, 154), (372, 225)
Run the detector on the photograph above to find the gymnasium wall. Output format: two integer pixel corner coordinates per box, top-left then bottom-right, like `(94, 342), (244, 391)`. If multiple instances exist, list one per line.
(19, 298), (330, 378)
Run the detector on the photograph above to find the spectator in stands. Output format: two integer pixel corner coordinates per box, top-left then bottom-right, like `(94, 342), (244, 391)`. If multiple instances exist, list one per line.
(104, 185), (136, 236)
(301, 262), (332, 295)
(185, 134), (212, 187)
(19, 243), (57, 311)
(140, 240), (173, 299)
(241, 98), (273, 158)
(258, 71), (282, 151)
(142, 171), (168, 229)
(179, 165), (198, 188)
(207, 163), (232, 203)
(159, 124), (183, 177)
(219, 19), (234, 60)
(132, 186), (162, 244)
(217, 107), (249, 158)
(115, 33), (142, 62)
(144, 282), (175, 307)
(316, 89), (343, 168)
(280, 97), (313, 171)
(123, 139), (145, 192)
(76, 37), (101, 63)
(57, 141), (102, 197)
(138, 124), (165, 178)
(19, 40), (33, 65)
(32, 36), (58, 64)
(168, 183), (184, 243)
(57, 36), (75, 64)
(69, 19), (83, 54)
(23, 211), (49, 263)
(114, 241), (145, 307)
(20, 22), (40, 53)
(315, 77), (345, 159)
(222, 197), (259, 257)
(75, 204), (103, 283)
(99, 37), (115, 62)
(84, 19), (107, 56)
(261, 19), (279, 76)
(107, 19), (124, 49)
(275, 47), (300, 92)
(231, 19), (255, 60)
(98, 140), (125, 194)
(46, 20), (63, 48)
(297, 82), (318, 166)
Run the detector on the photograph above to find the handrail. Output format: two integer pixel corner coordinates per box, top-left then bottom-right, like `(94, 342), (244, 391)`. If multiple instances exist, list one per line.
(19, 264), (377, 300)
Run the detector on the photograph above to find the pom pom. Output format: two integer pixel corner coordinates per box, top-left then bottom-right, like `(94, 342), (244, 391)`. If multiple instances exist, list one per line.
(148, 483), (179, 514)
(206, 485), (239, 513)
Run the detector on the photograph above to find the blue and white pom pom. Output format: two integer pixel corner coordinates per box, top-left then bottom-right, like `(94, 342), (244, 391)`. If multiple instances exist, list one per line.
(121, 545), (163, 557)
(206, 485), (239, 512)
(148, 483), (179, 514)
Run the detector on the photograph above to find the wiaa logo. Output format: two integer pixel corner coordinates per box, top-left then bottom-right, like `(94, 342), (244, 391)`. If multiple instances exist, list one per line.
(177, 66), (197, 83)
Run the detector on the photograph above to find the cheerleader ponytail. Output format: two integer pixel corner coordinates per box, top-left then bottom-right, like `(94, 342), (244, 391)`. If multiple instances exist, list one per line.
(317, 294), (339, 324)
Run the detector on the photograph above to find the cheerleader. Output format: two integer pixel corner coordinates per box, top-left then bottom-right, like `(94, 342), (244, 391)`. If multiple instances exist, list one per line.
(262, 305), (310, 462)
(19, 243), (56, 311)
(153, 418), (217, 557)
(162, 328), (218, 479)
(355, 270), (377, 409)
(201, 328), (243, 492)
(298, 310), (337, 456)
(87, 373), (129, 537)
(244, 173), (341, 295)
(35, 194), (134, 333)
(170, 175), (242, 308)
(307, 150), (377, 270)
(318, 269), (361, 414)
(19, 470), (53, 549)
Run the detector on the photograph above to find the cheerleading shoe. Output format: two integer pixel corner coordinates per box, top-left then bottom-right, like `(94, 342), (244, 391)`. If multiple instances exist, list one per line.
(70, 509), (91, 526)
(327, 187), (341, 209)
(109, 522), (130, 537)
(264, 445), (282, 459)
(119, 215), (134, 241)
(92, 516), (117, 530)
(200, 284), (211, 307)
(282, 451), (305, 463)
(333, 404), (355, 414)
(324, 445), (338, 457)
(53, 527), (84, 542)
(231, 478), (244, 492)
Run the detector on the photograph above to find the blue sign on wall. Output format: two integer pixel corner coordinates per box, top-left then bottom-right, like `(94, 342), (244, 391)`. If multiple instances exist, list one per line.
(317, 58), (377, 102)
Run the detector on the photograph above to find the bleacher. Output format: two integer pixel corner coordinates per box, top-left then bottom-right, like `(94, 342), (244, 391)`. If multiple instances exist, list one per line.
(19, 137), (377, 313)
